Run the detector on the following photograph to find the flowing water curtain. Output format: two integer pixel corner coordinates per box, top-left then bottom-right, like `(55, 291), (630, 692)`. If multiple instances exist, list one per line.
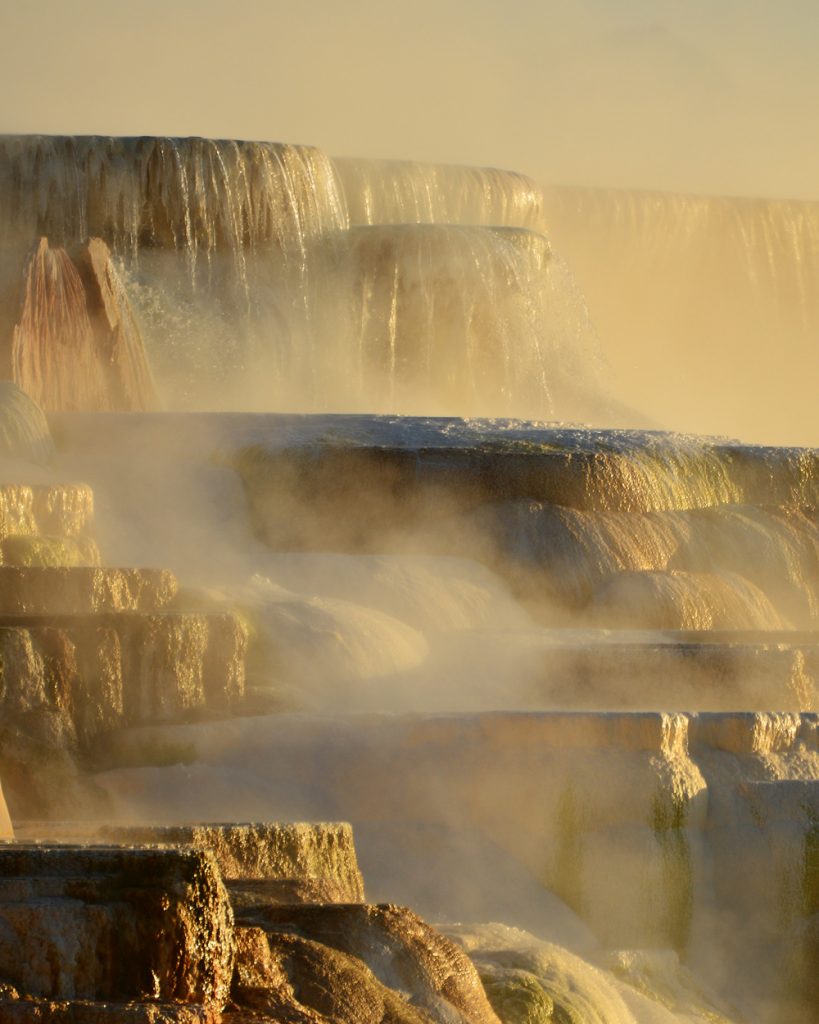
(0, 137), (352, 407)
(334, 224), (557, 416)
(0, 136), (349, 261)
(332, 156), (548, 230)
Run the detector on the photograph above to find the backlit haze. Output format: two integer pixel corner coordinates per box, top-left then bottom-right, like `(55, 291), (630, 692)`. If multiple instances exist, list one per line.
(1, 0), (818, 443)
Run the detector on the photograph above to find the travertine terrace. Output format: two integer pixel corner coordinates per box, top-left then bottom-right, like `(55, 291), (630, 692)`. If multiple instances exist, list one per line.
(0, 136), (815, 1023)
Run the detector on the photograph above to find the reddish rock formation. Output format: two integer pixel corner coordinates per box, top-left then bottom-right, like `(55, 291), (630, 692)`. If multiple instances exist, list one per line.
(10, 238), (156, 413)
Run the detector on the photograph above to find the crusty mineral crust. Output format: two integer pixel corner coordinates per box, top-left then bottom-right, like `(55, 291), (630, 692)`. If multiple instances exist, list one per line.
(17, 823), (366, 905)
(93, 822), (365, 902)
(243, 902), (501, 1024)
(0, 844), (234, 1011)
(0, 567), (177, 615)
(0, 485), (94, 541)
(0, 995), (211, 1023)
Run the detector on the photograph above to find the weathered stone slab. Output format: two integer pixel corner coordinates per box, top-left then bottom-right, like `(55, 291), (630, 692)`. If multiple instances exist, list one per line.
(0, 535), (101, 568)
(0, 567), (177, 615)
(0, 485), (94, 541)
(0, 844), (234, 1011)
(0, 612), (246, 742)
(14, 823), (365, 905)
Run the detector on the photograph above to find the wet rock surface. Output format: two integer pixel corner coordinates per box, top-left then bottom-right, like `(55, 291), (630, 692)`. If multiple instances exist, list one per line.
(0, 485), (94, 541)
(0, 567), (177, 615)
(235, 903), (501, 1024)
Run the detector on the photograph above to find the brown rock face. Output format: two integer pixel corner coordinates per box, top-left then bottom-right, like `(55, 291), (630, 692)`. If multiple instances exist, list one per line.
(239, 903), (501, 1024)
(0, 998), (210, 1022)
(0, 612), (246, 739)
(116, 612), (247, 720)
(230, 928), (434, 1024)
(0, 845), (234, 1011)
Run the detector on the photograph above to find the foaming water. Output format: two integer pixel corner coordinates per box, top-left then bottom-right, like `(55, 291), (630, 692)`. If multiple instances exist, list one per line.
(445, 923), (738, 1024)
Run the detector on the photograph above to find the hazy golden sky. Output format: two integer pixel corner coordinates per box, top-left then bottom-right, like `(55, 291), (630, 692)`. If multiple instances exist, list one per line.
(1, 0), (818, 199)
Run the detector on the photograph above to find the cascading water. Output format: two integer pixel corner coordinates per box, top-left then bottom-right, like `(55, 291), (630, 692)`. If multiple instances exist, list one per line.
(0, 136), (606, 419)
(0, 136), (817, 1023)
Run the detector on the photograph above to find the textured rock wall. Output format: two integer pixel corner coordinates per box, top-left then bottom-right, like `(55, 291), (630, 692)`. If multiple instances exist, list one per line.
(233, 903), (501, 1024)
(0, 845), (234, 1011)
(0, 567), (177, 615)
(92, 822), (365, 902)
(0, 484), (94, 543)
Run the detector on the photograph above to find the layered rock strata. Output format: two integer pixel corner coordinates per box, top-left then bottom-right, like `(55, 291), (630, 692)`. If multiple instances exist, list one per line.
(15, 822), (366, 906)
(0, 478), (248, 822)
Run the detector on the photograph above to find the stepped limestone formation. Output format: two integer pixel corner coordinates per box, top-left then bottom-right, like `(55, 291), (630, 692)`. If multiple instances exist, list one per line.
(0, 825), (504, 1024)
(0, 136), (815, 1023)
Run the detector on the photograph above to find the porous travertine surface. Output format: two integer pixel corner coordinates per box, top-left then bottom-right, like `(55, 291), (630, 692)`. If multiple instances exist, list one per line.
(114, 612), (247, 720)
(227, 925), (487, 1019)
(236, 903), (501, 1024)
(0, 484), (99, 570)
(0, 484), (94, 541)
(0, 611), (246, 818)
(228, 925), (440, 1023)
(0, 994), (210, 1022)
(89, 822), (365, 902)
(0, 612), (246, 737)
(13, 822), (366, 909)
(0, 534), (101, 568)
(0, 844), (234, 1011)
(0, 567), (177, 615)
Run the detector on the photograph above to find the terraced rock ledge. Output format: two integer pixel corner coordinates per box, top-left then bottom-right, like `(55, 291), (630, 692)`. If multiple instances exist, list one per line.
(0, 825), (500, 1024)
